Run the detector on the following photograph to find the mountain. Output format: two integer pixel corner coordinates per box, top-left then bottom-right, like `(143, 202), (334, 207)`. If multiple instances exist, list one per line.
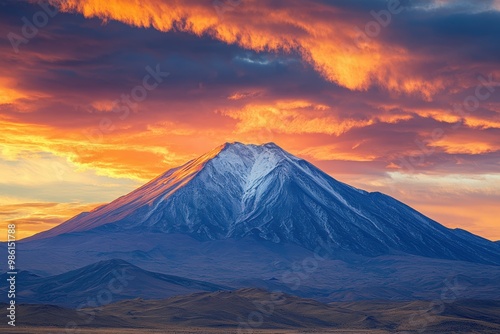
(0, 259), (228, 307)
(27, 142), (500, 265)
(3, 291), (500, 333)
(9, 142), (500, 303)
(12, 231), (500, 301)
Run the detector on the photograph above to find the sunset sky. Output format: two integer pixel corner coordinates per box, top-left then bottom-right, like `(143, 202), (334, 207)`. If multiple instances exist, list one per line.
(1, 0), (499, 241)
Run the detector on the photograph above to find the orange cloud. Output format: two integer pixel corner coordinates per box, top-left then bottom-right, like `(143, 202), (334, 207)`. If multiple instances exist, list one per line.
(222, 99), (419, 139)
(0, 201), (101, 241)
(465, 117), (500, 130)
(299, 144), (378, 162)
(222, 100), (372, 136)
(432, 138), (499, 155)
(0, 119), (190, 181)
(0, 77), (27, 104)
(49, 0), (445, 97)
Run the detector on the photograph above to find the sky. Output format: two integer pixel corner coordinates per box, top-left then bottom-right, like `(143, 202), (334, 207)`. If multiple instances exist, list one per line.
(0, 0), (499, 241)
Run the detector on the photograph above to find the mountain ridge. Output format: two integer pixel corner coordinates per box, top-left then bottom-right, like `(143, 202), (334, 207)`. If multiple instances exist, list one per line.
(0, 259), (229, 307)
(24, 142), (500, 265)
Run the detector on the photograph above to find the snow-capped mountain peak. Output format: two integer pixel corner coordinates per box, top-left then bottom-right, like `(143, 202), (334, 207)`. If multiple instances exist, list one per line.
(28, 143), (500, 265)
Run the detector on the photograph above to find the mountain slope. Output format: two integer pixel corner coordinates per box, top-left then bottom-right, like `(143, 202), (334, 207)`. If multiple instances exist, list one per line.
(26, 142), (500, 265)
(13, 231), (500, 301)
(0, 259), (229, 307)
